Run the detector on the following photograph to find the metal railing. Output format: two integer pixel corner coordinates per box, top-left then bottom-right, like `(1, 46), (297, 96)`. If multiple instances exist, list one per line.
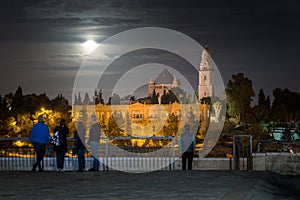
(257, 139), (300, 153)
(0, 136), (175, 172)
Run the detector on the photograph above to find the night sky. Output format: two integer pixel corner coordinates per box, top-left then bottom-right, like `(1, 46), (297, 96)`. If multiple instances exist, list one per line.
(0, 0), (299, 103)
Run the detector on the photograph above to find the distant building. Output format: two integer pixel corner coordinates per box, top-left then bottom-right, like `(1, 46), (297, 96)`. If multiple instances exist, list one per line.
(198, 45), (214, 100)
(73, 44), (215, 136)
(148, 68), (181, 104)
(73, 102), (209, 137)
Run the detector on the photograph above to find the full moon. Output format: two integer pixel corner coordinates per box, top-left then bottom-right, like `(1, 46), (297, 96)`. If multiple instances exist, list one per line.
(82, 40), (98, 52)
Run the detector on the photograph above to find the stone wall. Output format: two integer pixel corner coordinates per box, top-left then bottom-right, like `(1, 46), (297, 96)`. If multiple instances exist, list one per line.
(176, 153), (300, 175)
(264, 153), (300, 175)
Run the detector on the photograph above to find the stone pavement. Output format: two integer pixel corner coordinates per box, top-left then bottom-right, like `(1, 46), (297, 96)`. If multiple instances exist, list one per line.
(0, 170), (299, 200)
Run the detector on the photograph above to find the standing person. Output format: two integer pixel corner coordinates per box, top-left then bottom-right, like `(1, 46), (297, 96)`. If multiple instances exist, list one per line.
(74, 122), (86, 172)
(30, 115), (50, 172)
(88, 114), (101, 171)
(52, 119), (69, 172)
(180, 124), (196, 170)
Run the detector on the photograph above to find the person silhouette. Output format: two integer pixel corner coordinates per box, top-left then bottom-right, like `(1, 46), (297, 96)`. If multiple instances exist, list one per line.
(88, 114), (101, 171)
(180, 124), (196, 170)
(30, 115), (50, 172)
(74, 121), (86, 172)
(52, 119), (69, 172)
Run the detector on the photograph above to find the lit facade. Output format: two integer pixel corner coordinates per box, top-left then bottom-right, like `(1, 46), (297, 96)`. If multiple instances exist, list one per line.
(73, 103), (209, 137)
(198, 46), (214, 100)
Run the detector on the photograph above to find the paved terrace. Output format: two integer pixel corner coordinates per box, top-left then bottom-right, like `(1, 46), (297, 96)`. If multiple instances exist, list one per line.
(0, 171), (299, 200)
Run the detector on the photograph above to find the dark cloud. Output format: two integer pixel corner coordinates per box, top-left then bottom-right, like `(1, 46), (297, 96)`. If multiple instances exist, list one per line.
(0, 0), (299, 101)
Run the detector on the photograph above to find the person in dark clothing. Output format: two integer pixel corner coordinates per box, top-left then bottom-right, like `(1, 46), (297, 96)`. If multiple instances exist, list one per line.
(180, 124), (196, 170)
(52, 119), (69, 172)
(88, 114), (101, 171)
(30, 115), (50, 172)
(74, 121), (86, 172)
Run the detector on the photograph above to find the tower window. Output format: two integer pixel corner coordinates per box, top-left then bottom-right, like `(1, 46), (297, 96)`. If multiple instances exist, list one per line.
(203, 75), (207, 81)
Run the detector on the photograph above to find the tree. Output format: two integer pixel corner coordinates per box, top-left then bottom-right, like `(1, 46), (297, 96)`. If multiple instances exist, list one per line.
(160, 90), (168, 104)
(0, 89), (73, 137)
(170, 87), (187, 103)
(252, 104), (270, 123)
(252, 89), (271, 123)
(3, 93), (13, 111)
(226, 73), (255, 124)
(105, 112), (131, 146)
(51, 94), (71, 127)
(0, 95), (10, 135)
(213, 101), (222, 121)
(163, 113), (179, 137)
(258, 89), (266, 107)
(248, 124), (272, 152)
(11, 86), (24, 114)
(52, 94), (69, 112)
(270, 88), (300, 123)
(125, 112), (132, 135)
(150, 89), (159, 104)
(200, 97), (211, 105)
(259, 89), (271, 110)
(77, 93), (82, 105)
(160, 90), (179, 104)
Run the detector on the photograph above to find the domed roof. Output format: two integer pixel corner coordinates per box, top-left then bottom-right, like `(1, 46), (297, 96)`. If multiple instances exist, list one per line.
(155, 68), (174, 84)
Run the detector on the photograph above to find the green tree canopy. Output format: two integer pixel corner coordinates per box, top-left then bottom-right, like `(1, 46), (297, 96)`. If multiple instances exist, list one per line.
(270, 88), (300, 122)
(226, 73), (255, 124)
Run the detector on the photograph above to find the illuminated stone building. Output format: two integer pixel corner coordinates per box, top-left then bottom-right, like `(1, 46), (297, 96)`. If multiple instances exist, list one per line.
(198, 45), (214, 100)
(148, 68), (181, 104)
(73, 102), (209, 137)
(73, 47), (214, 137)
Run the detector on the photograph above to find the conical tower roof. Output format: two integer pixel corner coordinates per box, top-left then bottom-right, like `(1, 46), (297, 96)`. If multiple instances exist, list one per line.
(155, 68), (174, 84)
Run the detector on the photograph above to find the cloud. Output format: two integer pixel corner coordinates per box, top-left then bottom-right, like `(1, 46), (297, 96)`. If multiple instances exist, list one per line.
(0, 0), (300, 100)
(49, 54), (82, 59)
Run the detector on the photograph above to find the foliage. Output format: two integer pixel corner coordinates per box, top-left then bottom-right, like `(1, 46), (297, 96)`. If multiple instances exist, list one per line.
(163, 113), (179, 137)
(226, 73), (255, 124)
(0, 86), (72, 137)
(248, 124), (272, 152)
(160, 90), (179, 104)
(150, 89), (159, 104)
(105, 112), (132, 146)
(270, 88), (300, 122)
(213, 101), (222, 120)
(200, 97), (211, 105)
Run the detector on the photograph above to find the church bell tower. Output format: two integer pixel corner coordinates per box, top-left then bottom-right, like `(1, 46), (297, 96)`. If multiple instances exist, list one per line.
(198, 44), (214, 100)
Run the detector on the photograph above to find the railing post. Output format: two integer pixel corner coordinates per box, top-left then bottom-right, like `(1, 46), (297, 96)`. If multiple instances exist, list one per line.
(171, 137), (175, 170)
(105, 138), (109, 171)
(233, 135), (236, 170)
(250, 135), (253, 171)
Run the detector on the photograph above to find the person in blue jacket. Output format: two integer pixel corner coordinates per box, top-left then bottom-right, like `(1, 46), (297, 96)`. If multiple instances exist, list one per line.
(30, 115), (50, 172)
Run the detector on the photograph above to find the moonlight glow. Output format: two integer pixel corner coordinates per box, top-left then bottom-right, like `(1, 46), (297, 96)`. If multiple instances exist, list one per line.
(82, 40), (98, 53)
